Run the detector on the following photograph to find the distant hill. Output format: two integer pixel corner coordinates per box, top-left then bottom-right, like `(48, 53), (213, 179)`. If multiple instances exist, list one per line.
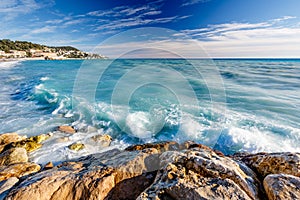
(0, 39), (106, 59)
(0, 39), (79, 53)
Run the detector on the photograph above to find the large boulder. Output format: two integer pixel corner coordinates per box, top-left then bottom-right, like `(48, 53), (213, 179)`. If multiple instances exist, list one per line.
(0, 133), (26, 153)
(5, 148), (160, 200)
(0, 148), (28, 166)
(138, 148), (261, 200)
(0, 162), (40, 181)
(263, 174), (300, 200)
(234, 152), (300, 178)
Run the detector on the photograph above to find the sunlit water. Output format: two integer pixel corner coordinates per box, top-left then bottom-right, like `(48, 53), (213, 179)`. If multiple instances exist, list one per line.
(0, 59), (299, 164)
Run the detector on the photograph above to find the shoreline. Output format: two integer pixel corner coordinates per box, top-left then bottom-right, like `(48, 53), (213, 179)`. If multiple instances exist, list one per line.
(0, 131), (299, 199)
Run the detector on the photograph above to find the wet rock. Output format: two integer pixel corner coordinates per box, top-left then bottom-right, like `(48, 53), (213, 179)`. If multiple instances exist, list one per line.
(234, 152), (300, 178)
(138, 148), (261, 200)
(91, 134), (112, 147)
(5, 148), (159, 200)
(0, 177), (19, 199)
(263, 174), (300, 200)
(3, 140), (42, 153)
(28, 133), (53, 144)
(43, 162), (54, 170)
(0, 148), (28, 166)
(0, 162), (40, 181)
(125, 141), (179, 153)
(55, 137), (70, 143)
(68, 142), (85, 151)
(57, 126), (76, 134)
(0, 133), (26, 153)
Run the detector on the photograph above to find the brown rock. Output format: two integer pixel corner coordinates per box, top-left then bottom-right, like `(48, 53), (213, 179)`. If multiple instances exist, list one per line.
(3, 140), (42, 153)
(43, 162), (54, 170)
(5, 148), (160, 200)
(234, 152), (300, 178)
(0, 177), (19, 198)
(125, 141), (179, 153)
(57, 126), (76, 134)
(0, 148), (28, 166)
(91, 134), (112, 147)
(0, 162), (40, 181)
(0, 133), (26, 153)
(263, 174), (300, 200)
(180, 140), (224, 157)
(138, 148), (261, 200)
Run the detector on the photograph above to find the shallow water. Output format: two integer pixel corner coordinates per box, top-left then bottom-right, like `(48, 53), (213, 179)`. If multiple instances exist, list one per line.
(0, 59), (299, 164)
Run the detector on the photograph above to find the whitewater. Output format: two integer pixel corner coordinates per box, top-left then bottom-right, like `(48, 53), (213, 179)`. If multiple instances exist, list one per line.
(0, 59), (299, 164)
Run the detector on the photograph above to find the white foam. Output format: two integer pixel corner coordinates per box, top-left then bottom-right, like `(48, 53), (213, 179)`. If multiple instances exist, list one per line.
(40, 77), (50, 81)
(226, 126), (300, 153)
(0, 61), (21, 69)
(179, 116), (206, 140)
(126, 111), (153, 138)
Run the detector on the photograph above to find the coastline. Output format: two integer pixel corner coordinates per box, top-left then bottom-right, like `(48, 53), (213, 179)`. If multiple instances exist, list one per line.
(0, 130), (299, 200)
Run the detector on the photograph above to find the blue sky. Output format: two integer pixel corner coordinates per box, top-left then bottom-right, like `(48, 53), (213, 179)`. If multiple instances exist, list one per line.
(1, 0), (300, 57)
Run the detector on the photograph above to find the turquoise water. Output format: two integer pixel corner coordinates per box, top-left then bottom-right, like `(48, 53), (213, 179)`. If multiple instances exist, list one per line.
(0, 59), (299, 163)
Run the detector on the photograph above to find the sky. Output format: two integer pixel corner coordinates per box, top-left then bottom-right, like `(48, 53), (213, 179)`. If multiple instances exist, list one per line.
(1, 0), (300, 58)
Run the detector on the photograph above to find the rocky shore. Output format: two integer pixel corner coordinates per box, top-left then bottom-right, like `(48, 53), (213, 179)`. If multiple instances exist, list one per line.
(0, 129), (299, 200)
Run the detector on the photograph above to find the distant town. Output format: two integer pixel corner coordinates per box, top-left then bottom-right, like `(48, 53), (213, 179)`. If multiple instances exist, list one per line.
(0, 39), (107, 60)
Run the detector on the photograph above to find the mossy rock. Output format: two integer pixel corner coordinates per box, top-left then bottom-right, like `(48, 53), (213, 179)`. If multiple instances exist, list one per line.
(68, 143), (85, 151)
(4, 140), (42, 153)
(28, 133), (53, 144)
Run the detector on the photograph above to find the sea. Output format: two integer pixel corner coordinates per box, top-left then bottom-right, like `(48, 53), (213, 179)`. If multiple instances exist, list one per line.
(0, 59), (299, 164)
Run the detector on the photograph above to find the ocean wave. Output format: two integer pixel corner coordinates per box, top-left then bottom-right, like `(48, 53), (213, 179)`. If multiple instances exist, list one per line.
(0, 60), (21, 69)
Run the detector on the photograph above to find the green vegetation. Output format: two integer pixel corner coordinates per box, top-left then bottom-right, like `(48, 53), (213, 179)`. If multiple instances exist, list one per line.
(0, 39), (79, 53)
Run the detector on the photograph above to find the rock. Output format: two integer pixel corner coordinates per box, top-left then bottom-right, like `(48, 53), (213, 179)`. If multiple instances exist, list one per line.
(0, 162), (40, 181)
(263, 174), (300, 200)
(28, 133), (53, 144)
(5, 148), (160, 200)
(0, 148), (28, 166)
(57, 126), (76, 134)
(180, 140), (224, 157)
(3, 140), (42, 153)
(43, 162), (53, 170)
(234, 152), (300, 178)
(0, 133), (26, 153)
(55, 137), (70, 143)
(91, 134), (112, 147)
(138, 148), (261, 200)
(125, 141), (179, 153)
(0, 177), (19, 200)
(68, 142), (85, 151)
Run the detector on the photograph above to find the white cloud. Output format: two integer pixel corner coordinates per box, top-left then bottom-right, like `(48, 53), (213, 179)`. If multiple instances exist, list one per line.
(31, 26), (56, 34)
(90, 17), (300, 58)
(178, 16), (300, 57)
(64, 19), (86, 26)
(181, 0), (211, 6)
(0, 0), (54, 20)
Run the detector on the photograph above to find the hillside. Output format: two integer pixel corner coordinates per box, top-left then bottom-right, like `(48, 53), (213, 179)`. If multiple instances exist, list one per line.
(0, 39), (106, 59)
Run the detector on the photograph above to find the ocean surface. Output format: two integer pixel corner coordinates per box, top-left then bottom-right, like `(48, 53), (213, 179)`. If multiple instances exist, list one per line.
(0, 59), (299, 164)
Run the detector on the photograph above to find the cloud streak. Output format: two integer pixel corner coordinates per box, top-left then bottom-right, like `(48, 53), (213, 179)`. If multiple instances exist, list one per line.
(181, 0), (211, 7)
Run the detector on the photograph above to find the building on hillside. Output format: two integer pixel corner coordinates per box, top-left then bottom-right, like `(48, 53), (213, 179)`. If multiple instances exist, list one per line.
(10, 50), (27, 58)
